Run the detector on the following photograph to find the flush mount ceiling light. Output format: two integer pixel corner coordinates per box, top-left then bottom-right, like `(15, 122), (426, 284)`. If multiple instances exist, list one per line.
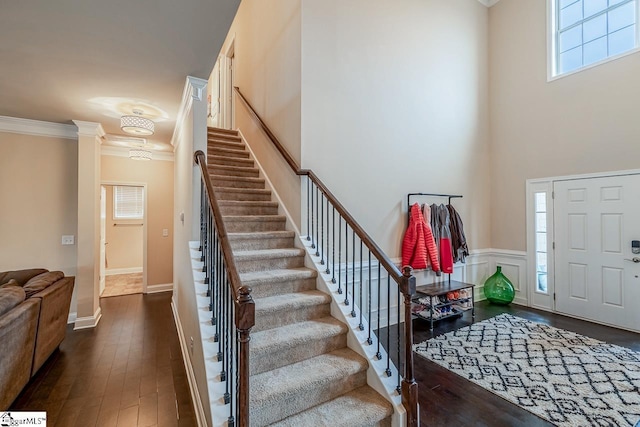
(121, 109), (154, 136)
(129, 149), (152, 161)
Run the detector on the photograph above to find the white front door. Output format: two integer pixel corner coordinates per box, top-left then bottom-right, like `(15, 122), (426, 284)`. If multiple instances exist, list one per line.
(554, 174), (640, 332)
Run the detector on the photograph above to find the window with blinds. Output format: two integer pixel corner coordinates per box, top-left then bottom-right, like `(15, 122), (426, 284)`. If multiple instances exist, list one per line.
(113, 186), (144, 220)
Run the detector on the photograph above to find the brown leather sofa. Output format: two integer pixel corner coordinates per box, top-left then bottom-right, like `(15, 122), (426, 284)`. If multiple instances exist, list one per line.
(0, 269), (75, 410)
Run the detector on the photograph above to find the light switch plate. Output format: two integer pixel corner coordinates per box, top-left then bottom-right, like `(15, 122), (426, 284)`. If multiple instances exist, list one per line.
(62, 235), (75, 245)
(162, 229), (169, 237)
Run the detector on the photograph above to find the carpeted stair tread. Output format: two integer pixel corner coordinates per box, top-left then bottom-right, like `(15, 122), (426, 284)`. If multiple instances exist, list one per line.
(213, 187), (272, 201)
(208, 154), (254, 167)
(228, 231), (295, 250)
(255, 290), (329, 314)
(251, 317), (347, 374)
(240, 267), (317, 283)
(250, 348), (368, 426)
(253, 291), (331, 332)
(271, 386), (393, 427)
(223, 215), (286, 222)
(210, 175), (265, 189)
(208, 146), (250, 158)
(223, 215), (287, 233)
(207, 126), (238, 135)
(228, 230), (295, 241)
(219, 200), (278, 215)
(234, 248), (305, 261)
(207, 164), (259, 178)
(208, 139), (246, 151)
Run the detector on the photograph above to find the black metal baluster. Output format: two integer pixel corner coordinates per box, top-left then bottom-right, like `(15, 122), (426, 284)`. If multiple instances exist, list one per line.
(306, 178), (311, 241)
(337, 218), (342, 294)
(331, 207), (336, 282)
(386, 275), (392, 377)
(310, 182), (315, 249)
(199, 183), (204, 253)
(325, 198), (330, 274)
(397, 288), (402, 394)
(367, 250), (373, 345)
(358, 240), (363, 328)
(351, 229), (356, 318)
(320, 192), (324, 264)
(315, 186), (320, 256)
(228, 297), (235, 426)
(376, 263), (382, 360)
(344, 224), (349, 306)
(223, 274), (231, 404)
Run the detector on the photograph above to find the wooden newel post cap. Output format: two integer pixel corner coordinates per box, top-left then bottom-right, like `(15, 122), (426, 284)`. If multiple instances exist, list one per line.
(402, 266), (413, 277)
(238, 286), (253, 302)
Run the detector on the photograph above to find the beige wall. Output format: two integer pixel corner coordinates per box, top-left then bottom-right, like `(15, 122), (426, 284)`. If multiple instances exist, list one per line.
(302, 0), (491, 256)
(0, 132), (78, 314)
(104, 185), (143, 270)
(489, 0), (640, 251)
(101, 155), (173, 285)
(0, 132), (78, 274)
(218, 0), (303, 227)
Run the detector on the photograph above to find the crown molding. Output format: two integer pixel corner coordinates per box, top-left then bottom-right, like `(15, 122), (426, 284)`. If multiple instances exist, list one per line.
(477, 0), (501, 7)
(171, 76), (208, 147)
(0, 115), (77, 140)
(101, 145), (174, 161)
(72, 120), (106, 139)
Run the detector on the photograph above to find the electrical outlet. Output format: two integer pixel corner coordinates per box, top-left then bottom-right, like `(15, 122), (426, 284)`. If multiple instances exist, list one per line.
(162, 229), (169, 237)
(61, 235), (75, 245)
(190, 337), (194, 355)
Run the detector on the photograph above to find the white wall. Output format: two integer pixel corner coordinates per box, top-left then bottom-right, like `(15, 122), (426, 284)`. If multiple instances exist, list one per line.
(217, 0), (303, 227)
(302, 0), (491, 258)
(489, 0), (640, 250)
(172, 78), (211, 427)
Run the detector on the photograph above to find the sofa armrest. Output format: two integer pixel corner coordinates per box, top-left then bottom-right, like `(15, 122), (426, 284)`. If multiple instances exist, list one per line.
(30, 276), (75, 375)
(0, 298), (40, 410)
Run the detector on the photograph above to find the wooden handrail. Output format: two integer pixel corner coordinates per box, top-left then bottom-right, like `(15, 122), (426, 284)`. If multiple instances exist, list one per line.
(234, 86), (404, 284)
(234, 86), (418, 426)
(194, 149), (254, 425)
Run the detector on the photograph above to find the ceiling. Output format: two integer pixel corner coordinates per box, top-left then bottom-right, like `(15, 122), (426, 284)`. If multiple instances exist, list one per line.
(0, 0), (241, 151)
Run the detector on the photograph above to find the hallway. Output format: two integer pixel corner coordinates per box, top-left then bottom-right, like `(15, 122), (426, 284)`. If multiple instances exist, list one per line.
(10, 293), (195, 427)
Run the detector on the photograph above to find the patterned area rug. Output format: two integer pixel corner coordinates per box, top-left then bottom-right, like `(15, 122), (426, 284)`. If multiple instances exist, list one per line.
(414, 314), (640, 426)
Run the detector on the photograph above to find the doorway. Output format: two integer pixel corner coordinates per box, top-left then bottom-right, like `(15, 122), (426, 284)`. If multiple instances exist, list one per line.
(221, 38), (235, 130)
(527, 171), (640, 332)
(100, 183), (147, 297)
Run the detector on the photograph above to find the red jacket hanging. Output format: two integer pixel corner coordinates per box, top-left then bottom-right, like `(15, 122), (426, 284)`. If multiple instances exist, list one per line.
(402, 203), (441, 273)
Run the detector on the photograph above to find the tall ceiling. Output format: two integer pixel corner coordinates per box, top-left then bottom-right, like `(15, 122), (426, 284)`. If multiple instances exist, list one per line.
(0, 0), (241, 151)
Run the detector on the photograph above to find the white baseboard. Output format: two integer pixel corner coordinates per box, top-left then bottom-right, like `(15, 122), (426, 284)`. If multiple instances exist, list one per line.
(105, 267), (143, 276)
(146, 283), (173, 294)
(67, 311), (77, 325)
(171, 300), (207, 427)
(74, 306), (102, 330)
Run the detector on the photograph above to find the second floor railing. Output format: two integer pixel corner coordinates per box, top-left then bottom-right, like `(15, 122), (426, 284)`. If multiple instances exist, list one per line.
(234, 86), (418, 426)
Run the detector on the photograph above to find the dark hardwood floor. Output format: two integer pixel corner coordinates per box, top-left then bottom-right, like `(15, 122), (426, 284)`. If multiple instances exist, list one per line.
(409, 301), (640, 426)
(10, 293), (196, 427)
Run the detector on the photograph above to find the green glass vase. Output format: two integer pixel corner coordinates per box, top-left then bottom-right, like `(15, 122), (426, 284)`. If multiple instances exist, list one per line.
(483, 266), (515, 305)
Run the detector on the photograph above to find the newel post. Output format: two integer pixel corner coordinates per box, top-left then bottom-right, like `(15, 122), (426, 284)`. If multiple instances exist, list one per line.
(236, 286), (255, 427)
(400, 266), (418, 426)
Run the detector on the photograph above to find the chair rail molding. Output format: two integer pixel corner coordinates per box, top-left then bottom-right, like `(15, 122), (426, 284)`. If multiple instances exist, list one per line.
(0, 115), (78, 139)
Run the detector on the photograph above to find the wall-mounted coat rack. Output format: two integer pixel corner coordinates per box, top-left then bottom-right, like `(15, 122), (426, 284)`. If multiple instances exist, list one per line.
(407, 192), (463, 222)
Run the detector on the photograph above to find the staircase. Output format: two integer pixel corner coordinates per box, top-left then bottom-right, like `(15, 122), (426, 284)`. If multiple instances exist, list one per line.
(207, 127), (394, 426)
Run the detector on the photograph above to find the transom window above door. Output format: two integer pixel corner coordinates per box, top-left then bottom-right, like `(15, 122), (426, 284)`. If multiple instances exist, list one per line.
(549, 0), (639, 77)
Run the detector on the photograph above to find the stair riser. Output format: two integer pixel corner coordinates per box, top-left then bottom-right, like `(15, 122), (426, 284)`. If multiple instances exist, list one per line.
(219, 204), (278, 216)
(245, 277), (317, 299)
(208, 156), (254, 168)
(251, 370), (367, 427)
(215, 191), (271, 202)
(253, 303), (330, 333)
(208, 148), (250, 159)
(208, 166), (259, 178)
(236, 255), (304, 273)
(229, 236), (293, 251)
(224, 220), (286, 233)
(210, 178), (264, 189)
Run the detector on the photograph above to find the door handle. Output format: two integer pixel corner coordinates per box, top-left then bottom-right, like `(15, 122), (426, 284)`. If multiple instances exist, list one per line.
(624, 257), (640, 263)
